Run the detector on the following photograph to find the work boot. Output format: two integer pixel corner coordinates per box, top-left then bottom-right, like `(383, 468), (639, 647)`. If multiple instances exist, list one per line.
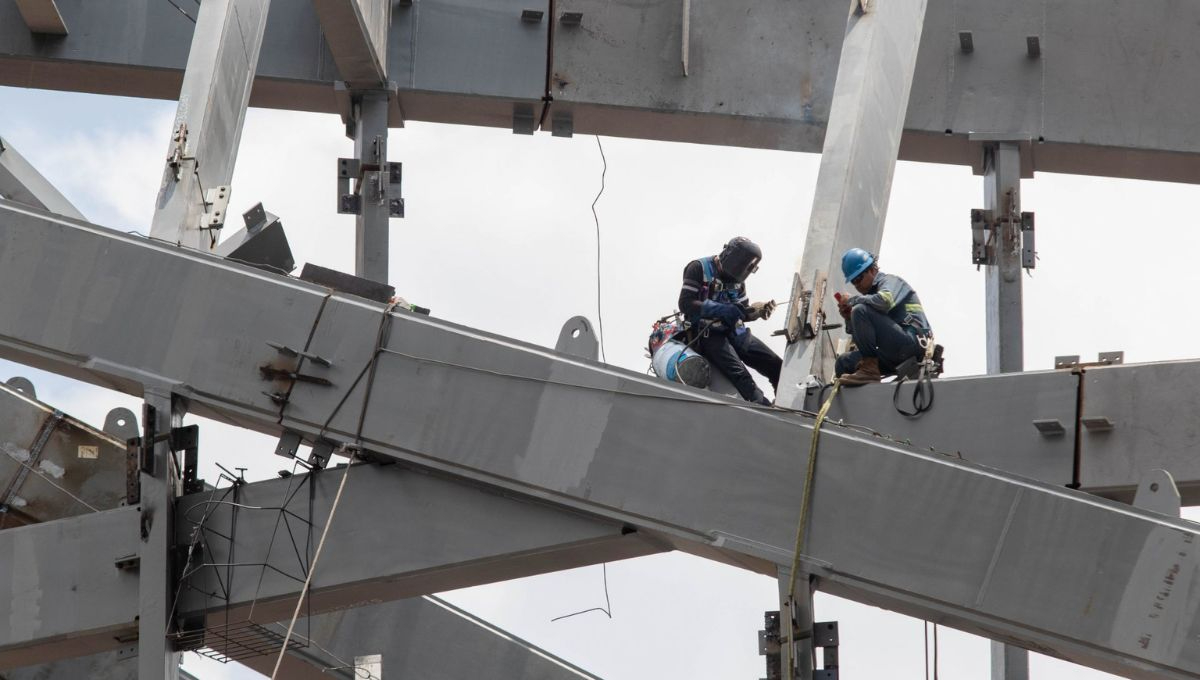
(840, 357), (882, 386)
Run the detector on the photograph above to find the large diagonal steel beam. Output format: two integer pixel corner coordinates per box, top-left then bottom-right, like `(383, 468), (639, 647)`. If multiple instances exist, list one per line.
(4, 202), (1200, 678)
(0, 136), (84, 221)
(234, 597), (602, 680)
(776, 0), (928, 396)
(148, 0), (271, 250)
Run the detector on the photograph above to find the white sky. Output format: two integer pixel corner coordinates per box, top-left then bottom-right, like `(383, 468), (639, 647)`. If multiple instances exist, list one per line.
(3, 84), (1200, 679)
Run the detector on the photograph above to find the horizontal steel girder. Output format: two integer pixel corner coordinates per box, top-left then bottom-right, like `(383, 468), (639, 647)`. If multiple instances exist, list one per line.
(3, 2), (1200, 181)
(816, 361), (1200, 505)
(174, 462), (664, 626)
(0, 506), (140, 669)
(311, 0), (390, 86)
(233, 596), (601, 680)
(4, 202), (1200, 677)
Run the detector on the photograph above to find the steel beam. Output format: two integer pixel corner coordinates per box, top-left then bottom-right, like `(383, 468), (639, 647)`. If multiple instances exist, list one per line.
(5, 2), (1200, 181)
(13, 0), (67, 35)
(234, 596), (603, 680)
(148, 0), (271, 250)
(311, 0), (390, 86)
(0, 455), (657, 668)
(0, 137), (84, 221)
(0, 507), (141, 670)
(777, 0), (928, 401)
(7, 205), (1200, 677)
(174, 462), (663, 627)
(0, 649), (201, 680)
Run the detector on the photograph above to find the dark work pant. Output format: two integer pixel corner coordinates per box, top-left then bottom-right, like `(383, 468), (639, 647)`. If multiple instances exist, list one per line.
(835, 304), (920, 376)
(697, 328), (782, 402)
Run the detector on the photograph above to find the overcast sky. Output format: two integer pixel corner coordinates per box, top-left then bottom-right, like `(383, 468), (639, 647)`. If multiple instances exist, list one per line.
(3, 83), (1199, 679)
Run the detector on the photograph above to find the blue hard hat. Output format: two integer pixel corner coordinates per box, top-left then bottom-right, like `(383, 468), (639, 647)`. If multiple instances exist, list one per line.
(841, 248), (875, 283)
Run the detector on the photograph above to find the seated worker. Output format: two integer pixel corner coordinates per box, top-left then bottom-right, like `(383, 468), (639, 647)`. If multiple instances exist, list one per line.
(679, 237), (781, 405)
(835, 248), (932, 386)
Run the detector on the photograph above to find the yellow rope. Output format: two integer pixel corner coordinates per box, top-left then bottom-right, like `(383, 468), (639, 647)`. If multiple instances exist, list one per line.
(784, 378), (842, 680)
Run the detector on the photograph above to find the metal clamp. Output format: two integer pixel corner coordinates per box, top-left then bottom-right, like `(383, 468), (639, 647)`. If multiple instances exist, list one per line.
(970, 208), (1036, 269)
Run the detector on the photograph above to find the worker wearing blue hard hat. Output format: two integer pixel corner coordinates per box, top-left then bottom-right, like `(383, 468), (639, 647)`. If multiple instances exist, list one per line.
(833, 248), (933, 385)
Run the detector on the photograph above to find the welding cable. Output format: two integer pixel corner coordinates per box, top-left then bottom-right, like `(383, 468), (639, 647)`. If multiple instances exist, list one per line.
(591, 135), (609, 363)
(270, 449), (357, 680)
(783, 378), (841, 680)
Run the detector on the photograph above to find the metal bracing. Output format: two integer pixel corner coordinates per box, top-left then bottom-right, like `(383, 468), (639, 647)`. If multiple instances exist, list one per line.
(147, 0), (271, 251)
(12, 0), (67, 35)
(0, 137), (85, 221)
(776, 0), (928, 401)
(6, 204), (1200, 677)
(6, 2), (1200, 181)
(235, 596), (604, 680)
(311, 0), (390, 87)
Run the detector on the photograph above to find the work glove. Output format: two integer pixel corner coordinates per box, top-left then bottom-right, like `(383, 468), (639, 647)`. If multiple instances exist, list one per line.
(745, 300), (777, 321)
(834, 292), (853, 319)
(700, 300), (745, 328)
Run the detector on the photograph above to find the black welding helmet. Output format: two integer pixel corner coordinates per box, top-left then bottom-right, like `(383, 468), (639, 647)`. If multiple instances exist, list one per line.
(717, 237), (762, 283)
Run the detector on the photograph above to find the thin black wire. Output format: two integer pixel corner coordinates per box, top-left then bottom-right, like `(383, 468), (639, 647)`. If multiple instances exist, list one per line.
(165, 0), (197, 23)
(551, 562), (612, 622)
(591, 135), (608, 363)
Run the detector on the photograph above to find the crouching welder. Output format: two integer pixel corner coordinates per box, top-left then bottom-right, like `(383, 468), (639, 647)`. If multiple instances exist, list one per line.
(834, 248), (933, 386)
(678, 237), (782, 405)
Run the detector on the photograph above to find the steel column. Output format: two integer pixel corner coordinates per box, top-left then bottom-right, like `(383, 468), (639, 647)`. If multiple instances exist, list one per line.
(137, 390), (180, 680)
(776, 0), (929, 403)
(984, 142), (1025, 374)
(351, 91), (392, 283)
(13, 0), (67, 35)
(148, 0), (271, 250)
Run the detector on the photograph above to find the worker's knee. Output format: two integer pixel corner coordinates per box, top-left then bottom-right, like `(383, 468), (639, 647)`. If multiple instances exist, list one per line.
(850, 303), (877, 323)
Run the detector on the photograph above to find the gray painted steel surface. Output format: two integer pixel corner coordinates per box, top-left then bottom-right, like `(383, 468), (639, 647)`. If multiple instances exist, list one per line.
(814, 369), (1077, 488)
(0, 381), (129, 527)
(0, 507), (141, 669)
(175, 462), (664, 626)
(148, 0), (270, 251)
(0, 137), (85, 221)
(984, 142), (1025, 375)
(312, 0), (390, 86)
(236, 596), (603, 679)
(3, 2), (1200, 180)
(5, 203), (1200, 676)
(1080, 361), (1200, 503)
(352, 91), (392, 282)
(776, 0), (928, 401)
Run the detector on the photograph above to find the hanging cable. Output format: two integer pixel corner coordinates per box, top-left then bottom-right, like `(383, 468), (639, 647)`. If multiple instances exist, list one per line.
(591, 135), (608, 363)
(551, 562), (613, 622)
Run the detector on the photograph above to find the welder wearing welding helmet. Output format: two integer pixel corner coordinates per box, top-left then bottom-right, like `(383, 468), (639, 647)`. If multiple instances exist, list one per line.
(677, 237), (781, 405)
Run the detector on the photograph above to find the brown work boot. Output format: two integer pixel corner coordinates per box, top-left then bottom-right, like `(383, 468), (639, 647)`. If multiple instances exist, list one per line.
(840, 357), (882, 386)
